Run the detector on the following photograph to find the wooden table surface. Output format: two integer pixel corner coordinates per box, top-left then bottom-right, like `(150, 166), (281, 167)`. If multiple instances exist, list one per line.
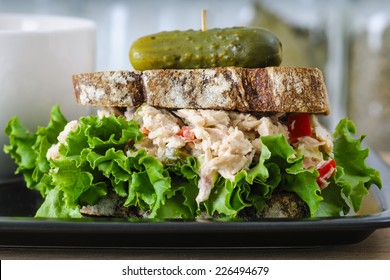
(0, 227), (389, 260)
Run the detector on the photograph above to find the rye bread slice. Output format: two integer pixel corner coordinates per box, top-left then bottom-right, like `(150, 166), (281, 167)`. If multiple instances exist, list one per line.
(73, 66), (329, 114)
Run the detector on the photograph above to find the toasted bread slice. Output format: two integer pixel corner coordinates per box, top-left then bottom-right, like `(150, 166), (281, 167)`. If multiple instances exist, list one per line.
(73, 66), (329, 114)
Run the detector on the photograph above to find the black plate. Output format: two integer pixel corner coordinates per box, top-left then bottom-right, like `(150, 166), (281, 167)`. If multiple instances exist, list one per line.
(1, 152), (390, 248)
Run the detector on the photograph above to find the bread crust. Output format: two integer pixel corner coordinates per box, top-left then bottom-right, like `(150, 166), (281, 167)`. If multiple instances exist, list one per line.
(73, 67), (329, 114)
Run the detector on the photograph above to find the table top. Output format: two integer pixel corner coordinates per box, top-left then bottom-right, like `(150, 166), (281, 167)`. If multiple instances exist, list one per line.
(0, 227), (389, 260)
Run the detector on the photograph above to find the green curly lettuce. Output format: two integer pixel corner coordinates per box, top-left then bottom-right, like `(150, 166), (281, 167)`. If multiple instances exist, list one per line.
(5, 108), (201, 218)
(316, 118), (382, 216)
(4, 105), (67, 195)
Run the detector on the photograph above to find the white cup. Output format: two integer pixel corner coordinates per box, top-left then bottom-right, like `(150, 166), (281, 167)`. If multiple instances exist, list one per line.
(0, 14), (96, 180)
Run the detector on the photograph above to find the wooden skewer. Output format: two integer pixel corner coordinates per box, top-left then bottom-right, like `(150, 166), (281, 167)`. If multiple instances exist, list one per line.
(201, 9), (207, 31)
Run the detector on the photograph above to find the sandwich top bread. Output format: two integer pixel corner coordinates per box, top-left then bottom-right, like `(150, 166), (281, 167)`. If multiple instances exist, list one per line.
(73, 67), (329, 114)
(3, 26), (382, 220)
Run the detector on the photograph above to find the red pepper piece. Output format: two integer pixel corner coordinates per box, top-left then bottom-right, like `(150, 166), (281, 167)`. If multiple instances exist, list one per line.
(178, 126), (196, 140)
(317, 159), (337, 188)
(288, 113), (312, 142)
(140, 126), (150, 135)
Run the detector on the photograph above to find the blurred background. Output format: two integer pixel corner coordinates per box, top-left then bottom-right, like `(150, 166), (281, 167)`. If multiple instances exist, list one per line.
(1, 0), (390, 161)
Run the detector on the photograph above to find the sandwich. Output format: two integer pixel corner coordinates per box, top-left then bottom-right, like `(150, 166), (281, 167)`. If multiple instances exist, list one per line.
(4, 27), (382, 220)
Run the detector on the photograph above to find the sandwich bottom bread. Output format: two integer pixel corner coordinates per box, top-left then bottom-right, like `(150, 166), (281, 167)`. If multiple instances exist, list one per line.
(4, 66), (382, 219)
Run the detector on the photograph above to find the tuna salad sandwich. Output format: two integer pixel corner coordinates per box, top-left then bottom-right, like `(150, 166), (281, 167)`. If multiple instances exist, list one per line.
(4, 27), (382, 219)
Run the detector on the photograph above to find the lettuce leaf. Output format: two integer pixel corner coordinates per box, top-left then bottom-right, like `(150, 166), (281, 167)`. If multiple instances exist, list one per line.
(157, 157), (199, 218)
(316, 118), (382, 216)
(4, 105), (67, 195)
(35, 187), (82, 218)
(260, 135), (322, 216)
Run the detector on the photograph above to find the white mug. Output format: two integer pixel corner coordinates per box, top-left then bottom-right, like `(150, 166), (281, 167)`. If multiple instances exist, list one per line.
(0, 14), (96, 180)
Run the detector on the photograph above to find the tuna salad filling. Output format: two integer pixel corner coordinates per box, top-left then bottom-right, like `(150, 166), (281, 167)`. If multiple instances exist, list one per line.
(97, 105), (334, 204)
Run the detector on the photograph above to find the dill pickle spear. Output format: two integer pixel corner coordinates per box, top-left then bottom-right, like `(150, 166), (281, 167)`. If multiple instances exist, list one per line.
(129, 27), (282, 70)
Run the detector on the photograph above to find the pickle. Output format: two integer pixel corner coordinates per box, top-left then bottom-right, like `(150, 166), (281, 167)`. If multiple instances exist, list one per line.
(129, 27), (282, 70)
